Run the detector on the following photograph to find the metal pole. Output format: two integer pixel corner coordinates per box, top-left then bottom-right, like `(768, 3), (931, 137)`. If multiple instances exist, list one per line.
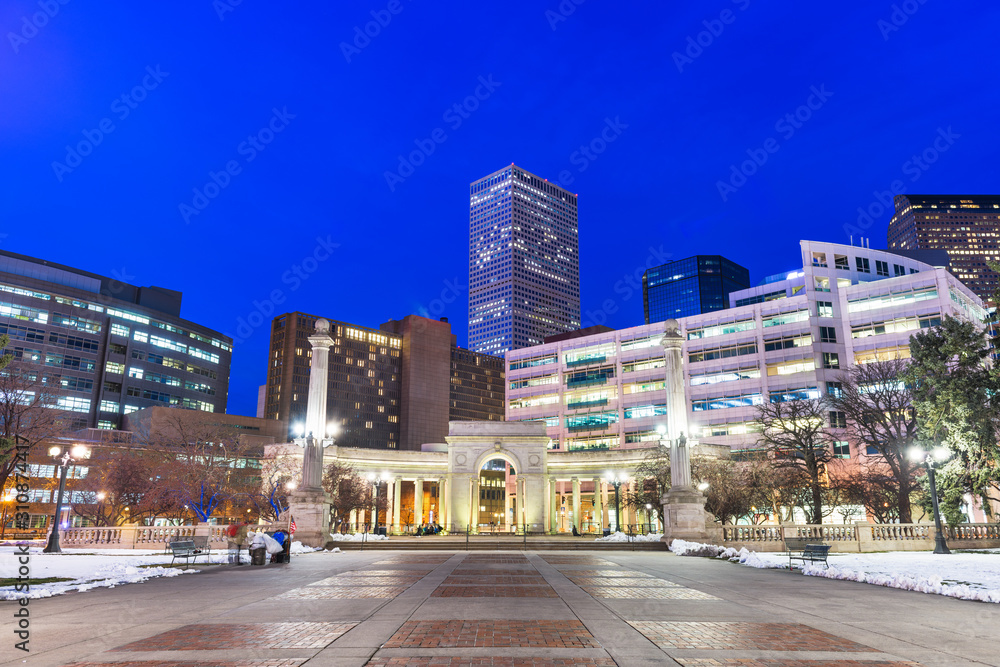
(44, 455), (70, 553)
(927, 463), (951, 555)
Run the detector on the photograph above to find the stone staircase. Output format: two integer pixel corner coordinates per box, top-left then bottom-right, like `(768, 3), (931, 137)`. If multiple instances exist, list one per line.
(327, 535), (666, 551)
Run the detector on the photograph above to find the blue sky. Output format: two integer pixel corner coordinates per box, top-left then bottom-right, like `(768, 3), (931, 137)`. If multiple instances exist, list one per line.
(2, 1), (998, 417)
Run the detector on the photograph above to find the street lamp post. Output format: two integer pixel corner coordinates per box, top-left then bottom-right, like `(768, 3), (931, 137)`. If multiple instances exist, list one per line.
(1, 488), (15, 539)
(603, 473), (628, 533)
(908, 446), (951, 555)
(645, 503), (653, 534)
(43, 444), (90, 553)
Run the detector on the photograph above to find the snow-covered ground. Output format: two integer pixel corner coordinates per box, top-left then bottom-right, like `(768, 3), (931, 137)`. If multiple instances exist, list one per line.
(595, 531), (663, 543)
(670, 539), (1000, 604)
(0, 541), (327, 600)
(328, 532), (389, 542)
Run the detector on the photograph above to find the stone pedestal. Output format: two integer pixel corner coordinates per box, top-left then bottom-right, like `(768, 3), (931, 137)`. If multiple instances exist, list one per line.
(660, 485), (720, 546)
(287, 489), (331, 548)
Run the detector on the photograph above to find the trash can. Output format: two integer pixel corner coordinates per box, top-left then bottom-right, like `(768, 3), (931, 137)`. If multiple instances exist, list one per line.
(603, 529), (611, 537)
(377, 526), (387, 537)
(250, 547), (267, 566)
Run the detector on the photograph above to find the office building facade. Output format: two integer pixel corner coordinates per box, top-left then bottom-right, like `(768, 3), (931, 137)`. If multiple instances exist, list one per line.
(643, 255), (750, 322)
(888, 194), (1000, 302)
(507, 240), (986, 455)
(468, 164), (581, 355)
(264, 313), (503, 449)
(0, 250), (232, 430)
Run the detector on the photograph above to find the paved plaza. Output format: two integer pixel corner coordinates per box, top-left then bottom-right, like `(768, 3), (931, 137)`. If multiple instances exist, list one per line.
(4, 549), (998, 667)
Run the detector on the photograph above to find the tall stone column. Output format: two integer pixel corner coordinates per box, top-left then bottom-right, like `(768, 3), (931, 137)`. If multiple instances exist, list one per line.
(392, 476), (402, 534)
(287, 318), (334, 547)
(659, 319), (715, 545)
(470, 475), (480, 532)
(548, 478), (558, 534)
(571, 477), (581, 533)
(592, 477), (603, 533)
(437, 477), (447, 527)
(444, 475), (454, 532)
(414, 478), (424, 526)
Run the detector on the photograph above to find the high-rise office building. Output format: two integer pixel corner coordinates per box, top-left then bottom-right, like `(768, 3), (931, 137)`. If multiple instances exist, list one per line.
(264, 313), (504, 449)
(507, 240), (985, 454)
(888, 194), (1000, 302)
(643, 255), (750, 323)
(468, 165), (580, 355)
(0, 250), (232, 430)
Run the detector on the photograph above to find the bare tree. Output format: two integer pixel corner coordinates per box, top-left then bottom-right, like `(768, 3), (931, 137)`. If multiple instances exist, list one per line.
(829, 460), (915, 524)
(322, 461), (385, 531)
(71, 448), (178, 526)
(0, 351), (68, 492)
(754, 398), (834, 524)
(255, 447), (301, 521)
(827, 359), (921, 523)
(132, 410), (263, 522)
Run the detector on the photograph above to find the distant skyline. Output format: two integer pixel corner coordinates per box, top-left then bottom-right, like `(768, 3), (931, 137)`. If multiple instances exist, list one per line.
(3, 2), (999, 417)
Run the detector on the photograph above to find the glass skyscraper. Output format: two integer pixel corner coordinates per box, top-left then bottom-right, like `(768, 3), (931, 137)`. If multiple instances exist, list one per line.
(643, 255), (750, 323)
(468, 165), (580, 355)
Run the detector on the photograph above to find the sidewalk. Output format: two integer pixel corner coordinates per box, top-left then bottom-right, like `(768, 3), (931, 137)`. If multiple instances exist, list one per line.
(3, 548), (997, 666)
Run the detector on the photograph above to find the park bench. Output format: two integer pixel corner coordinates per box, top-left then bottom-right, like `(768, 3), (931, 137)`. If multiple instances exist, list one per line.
(168, 537), (209, 569)
(785, 538), (830, 570)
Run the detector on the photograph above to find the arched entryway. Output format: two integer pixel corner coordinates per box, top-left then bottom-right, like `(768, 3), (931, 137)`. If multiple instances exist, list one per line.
(478, 457), (514, 532)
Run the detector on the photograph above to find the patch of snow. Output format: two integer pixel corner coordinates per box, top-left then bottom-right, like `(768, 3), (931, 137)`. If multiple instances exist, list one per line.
(289, 541), (321, 554)
(667, 540), (1000, 603)
(595, 531), (663, 543)
(0, 545), (251, 600)
(327, 532), (389, 542)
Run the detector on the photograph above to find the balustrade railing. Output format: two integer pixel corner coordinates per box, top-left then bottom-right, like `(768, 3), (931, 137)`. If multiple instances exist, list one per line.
(948, 523), (1000, 540)
(61, 526), (126, 547)
(720, 522), (1000, 552)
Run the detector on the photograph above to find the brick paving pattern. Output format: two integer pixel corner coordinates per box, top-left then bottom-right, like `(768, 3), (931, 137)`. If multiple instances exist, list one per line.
(376, 556), (454, 564)
(383, 621), (601, 648)
(310, 575), (424, 586)
(628, 622), (879, 652)
(432, 584), (559, 598)
(565, 569), (652, 578)
(335, 569), (429, 577)
(365, 659), (617, 666)
(540, 556), (615, 565)
(582, 585), (721, 600)
(452, 568), (540, 575)
(114, 623), (356, 651)
(443, 574), (547, 585)
(66, 661), (305, 667)
(567, 576), (677, 587)
(277, 586), (409, 599)
(675, 661), (922, 667)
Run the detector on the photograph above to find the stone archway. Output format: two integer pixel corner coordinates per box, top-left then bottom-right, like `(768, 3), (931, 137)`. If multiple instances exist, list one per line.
(445, 422), (550, 534)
